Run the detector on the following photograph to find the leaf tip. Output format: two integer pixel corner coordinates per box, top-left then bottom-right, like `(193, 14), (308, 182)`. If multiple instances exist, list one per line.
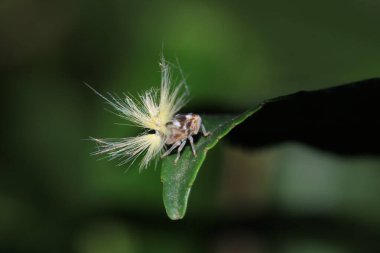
(166, 209), (184, 220)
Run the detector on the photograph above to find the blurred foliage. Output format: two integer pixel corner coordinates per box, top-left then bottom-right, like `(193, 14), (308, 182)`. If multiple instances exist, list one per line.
(0, 0), (379, 252)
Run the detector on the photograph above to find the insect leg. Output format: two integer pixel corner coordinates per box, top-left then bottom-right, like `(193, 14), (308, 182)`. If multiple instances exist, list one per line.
(174, 140), (187, 164)
(201, 124), (211, 136)
(188, 135), (197, 157)
(161, 141), (181, 158)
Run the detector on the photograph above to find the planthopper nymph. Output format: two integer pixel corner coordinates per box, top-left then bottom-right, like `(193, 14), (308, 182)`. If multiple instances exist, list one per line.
(88, 56), (210, 170)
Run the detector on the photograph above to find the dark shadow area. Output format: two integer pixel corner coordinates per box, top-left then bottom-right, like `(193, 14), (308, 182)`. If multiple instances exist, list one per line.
(223, 78), (380, 155)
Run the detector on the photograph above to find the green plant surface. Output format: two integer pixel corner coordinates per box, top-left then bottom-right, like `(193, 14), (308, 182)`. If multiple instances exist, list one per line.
(160, 106), (262, 220)
(160, 78), (380, 220)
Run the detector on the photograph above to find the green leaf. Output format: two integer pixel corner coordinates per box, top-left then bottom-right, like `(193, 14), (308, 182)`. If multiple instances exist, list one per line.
(160, 106), (262, 220)
(160, 78), (380, 220)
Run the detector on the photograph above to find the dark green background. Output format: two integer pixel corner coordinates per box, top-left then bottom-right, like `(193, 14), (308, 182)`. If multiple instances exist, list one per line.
(1, 0), (379, 252)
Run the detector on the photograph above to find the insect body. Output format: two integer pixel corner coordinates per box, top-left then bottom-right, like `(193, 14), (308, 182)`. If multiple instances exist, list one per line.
(162, 113), (210, 164)
(89, 56), (211, 170)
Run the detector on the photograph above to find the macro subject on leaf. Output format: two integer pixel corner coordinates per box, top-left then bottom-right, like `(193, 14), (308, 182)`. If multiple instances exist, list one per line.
(88, 56), (210, 170)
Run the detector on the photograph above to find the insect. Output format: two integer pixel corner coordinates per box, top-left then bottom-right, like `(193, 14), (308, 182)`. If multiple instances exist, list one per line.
(163, 113), (210, 164)
(88, 56), (210, 170)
